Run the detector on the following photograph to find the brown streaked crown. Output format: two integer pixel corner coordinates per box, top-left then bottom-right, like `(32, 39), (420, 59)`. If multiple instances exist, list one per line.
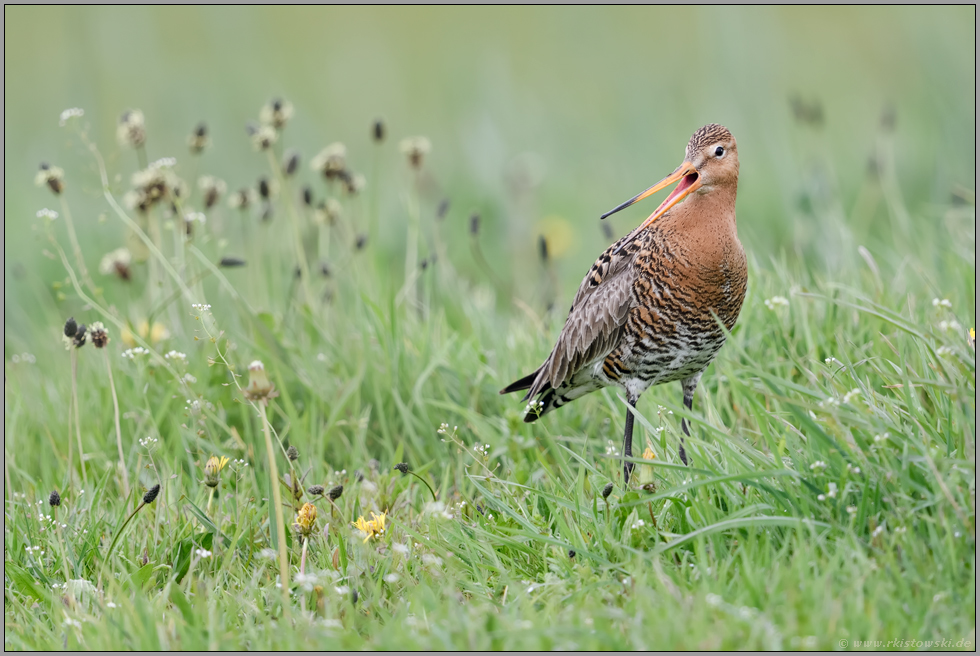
(685, 124), (734, 160)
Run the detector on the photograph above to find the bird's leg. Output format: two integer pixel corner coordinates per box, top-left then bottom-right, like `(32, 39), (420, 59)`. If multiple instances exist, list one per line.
(679, 374), (702, 466)
(623, 393), (638, 484)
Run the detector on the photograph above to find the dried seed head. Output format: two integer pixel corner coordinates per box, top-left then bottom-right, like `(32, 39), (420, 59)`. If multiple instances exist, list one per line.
(219, 256), (246, 268)
(99, 247), (133, 281)
(311, 143), (347, 180)
(228, 187), (258, 211)
(307, 484), (325, 497)
(601, 220), (614, 241)
(35, 162), (65, 195)
(260, 97), (294, 130)
(436, 198), (450, 221)
(353, 470), (364, 483)
(64, 317), (78, 338)
(90, 322), (109, 349)
(399, 136), (431, 170)
(328, 484), (343, 501)
(198, 175), (227, 210)
(301, 185), (313, 207)
(286, 445), (299, 461)
(343, 173), (366, 196)
(256, 176), (278, 201)
(143, 484), (161, 505)
(247, 122), (278, 151)
(72, 324), (87, 348)
(469, 213), (480, 236)
(314, 199), (342, 226)
(188, 122), (210, 154)
(394, 462), (410, 475)
(282, 149), (301, 177)
(128, 161), (180, 213)
(372, 118), (386, 143)
(601, 482), (614, 500)
(354, 233), (368, 251)
(538, 235), (549, 263)
(319, 261), (331, 278)
(117, 109), (147, 148)
(568, 549), (576, 558)
(49, 490), (61, 507)
(244, 360), (277, 401)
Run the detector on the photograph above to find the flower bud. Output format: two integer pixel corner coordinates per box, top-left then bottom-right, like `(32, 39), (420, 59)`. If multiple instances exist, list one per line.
(601, 482), (614, 500)
(244, 360), (276, 401)
(328, 484), (343, 501)
(49, 490), (61, 507)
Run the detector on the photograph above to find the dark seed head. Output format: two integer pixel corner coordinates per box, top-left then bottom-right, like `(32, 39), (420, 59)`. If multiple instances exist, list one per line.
(394, 462), (410, 475)
(601, 482), (614, 500)
(257, 177), (271, 200)
(72, 324), (87, 348)
(195, 122), (207, 138)
(307, 484), (325, 497)
(218, 256), (246, 268)
(538, 235), (549, 263)
(64, 317), (78, 338)
(283, 149), (300, 176)
(90, 324), (109, 349)
(353, 470), (364, 483)
(568, 549), (576, 558)
(469, 213), (480, 236)
(286, 445), (299, 461)
(372, 118), (385, 143)
(143, 484), (161, 505)
(328, 484), (343, 501)
(436, 198), (450, 220)
(351, 588), (358, 604)
(302, 185), (313, 207)
(355, 234), (368, 251)
(49, 490), (61, 507)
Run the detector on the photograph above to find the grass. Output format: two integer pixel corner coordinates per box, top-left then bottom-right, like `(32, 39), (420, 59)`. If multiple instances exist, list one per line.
(3, 8), (976, 649)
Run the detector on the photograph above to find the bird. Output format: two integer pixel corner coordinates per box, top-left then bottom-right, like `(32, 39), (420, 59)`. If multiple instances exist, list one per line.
(501, 124), (747, 483)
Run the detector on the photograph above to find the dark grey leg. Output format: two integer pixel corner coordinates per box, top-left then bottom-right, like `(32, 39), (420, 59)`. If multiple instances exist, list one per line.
(623, 394), (638, 483)
(679, 374), (702, 466)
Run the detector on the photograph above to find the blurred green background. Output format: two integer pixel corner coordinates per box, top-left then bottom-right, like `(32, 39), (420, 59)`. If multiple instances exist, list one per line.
(4, 6), (975, 323)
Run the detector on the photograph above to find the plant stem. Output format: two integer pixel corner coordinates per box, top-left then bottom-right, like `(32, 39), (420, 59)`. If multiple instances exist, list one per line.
(59, 196), (96, 295)
(409, 471), (438, 501)
(70, 350), (87, 487)
(258, 401), (290, 609)
(104, 349), (129, 497)
(300, 536), (309, 576)
(97, 500), (146, 588)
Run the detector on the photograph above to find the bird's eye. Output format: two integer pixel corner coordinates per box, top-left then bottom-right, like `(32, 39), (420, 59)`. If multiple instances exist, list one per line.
(714, 146), (726, 158)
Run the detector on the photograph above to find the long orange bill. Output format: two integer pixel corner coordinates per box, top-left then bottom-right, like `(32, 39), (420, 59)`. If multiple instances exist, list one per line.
(601, 161), (701, 253)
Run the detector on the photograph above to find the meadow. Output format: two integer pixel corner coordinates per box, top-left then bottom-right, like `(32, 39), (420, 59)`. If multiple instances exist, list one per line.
(3, 6), (976, 650)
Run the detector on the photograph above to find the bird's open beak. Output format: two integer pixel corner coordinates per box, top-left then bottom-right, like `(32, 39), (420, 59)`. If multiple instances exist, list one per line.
(601, 161), (701, 252)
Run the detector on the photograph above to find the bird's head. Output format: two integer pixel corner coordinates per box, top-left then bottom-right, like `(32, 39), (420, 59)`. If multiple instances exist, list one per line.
(601, 124), (739, 251)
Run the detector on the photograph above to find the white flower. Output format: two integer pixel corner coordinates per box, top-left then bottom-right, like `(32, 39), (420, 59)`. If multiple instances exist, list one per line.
(764, 296), (789, 310)
(872, 525), (885, 538)
(59, 108), (84, 126)
(123, 347), (150, 359)
(36, 208), (59, 219)
(846, 506), (857, 515)
(333, 585), (351, 595)
(939, 320), (962, 332)
(259, 548), (277, 560)
(384, 573), (400, 583)
(631, 519), (646, 529)
(392, 543), (409, 555)
(826, 482), (838, 499)
(809, 461), (828, 471)
(183, 373), (197, 384)
(841, 388), (861, 404)
(184, 211), (206, 225)
(932, 298), (952, 308)
(194, 548), (212, 558)
(191, 303), (212, 311)
(164, 350), (187, 362)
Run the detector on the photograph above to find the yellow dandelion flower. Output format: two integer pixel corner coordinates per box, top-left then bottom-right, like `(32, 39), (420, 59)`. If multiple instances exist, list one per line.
(351, 511), (387, 543)
(204, 455), (229, 488)
(970, 327), (975, 350)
